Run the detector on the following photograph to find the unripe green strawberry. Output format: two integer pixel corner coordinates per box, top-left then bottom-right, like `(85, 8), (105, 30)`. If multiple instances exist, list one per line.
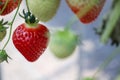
(49, 29), (79, 59)
(28, 0), (61, 22)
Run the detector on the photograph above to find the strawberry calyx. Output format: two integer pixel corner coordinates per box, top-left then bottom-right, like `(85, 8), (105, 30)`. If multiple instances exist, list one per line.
(19, 10), (39, 28)
(0, 50), (11, 63)
(0, 0), (21, 63)
(0, 19), (8, 31)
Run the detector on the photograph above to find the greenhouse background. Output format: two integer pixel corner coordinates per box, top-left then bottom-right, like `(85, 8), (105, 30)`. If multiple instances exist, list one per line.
(1, 0), (120, 80)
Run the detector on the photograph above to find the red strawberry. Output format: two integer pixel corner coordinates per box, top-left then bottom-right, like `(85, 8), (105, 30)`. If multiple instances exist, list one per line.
(66, 0), (106, 24)
(12, 11), (50, 62)
(0, 0), (21, 15)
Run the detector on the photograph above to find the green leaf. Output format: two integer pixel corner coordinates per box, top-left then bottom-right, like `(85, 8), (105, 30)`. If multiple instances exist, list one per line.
(101, 0), (120, 44)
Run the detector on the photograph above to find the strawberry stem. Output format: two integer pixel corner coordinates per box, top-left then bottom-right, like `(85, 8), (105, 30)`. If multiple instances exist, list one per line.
(65, 15), (78, 30)
(19, 10), (39, 26)
(100, 0), (120, 44)
(0, 0), (9, 15)
(19, 0), (39, 27)
(25, 0), (30, 12)
(91, 46), (120, 79)
(2, 0), (21, 50)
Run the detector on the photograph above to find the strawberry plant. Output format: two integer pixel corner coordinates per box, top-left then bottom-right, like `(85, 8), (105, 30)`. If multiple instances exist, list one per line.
(96, 0), (120, 44)
(0, 0), (120, 80)
(87, 0), (120, 80)
(0, 0), (52, 63)
(0, 0), (22, 63)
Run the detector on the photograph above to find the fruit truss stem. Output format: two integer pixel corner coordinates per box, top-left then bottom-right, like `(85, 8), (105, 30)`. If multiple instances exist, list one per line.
(65, 15), (78, 30)
(92, 46), (120, 79)
(26, 0), (30, 12)
(0, 0), (9, 15)
(2, 0), (21, 50)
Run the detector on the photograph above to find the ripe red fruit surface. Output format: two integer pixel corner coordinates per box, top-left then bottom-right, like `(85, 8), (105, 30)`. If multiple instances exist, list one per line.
(0, 0), (21, 15)
(12, 23), (50, 62)
(66, 0), (106, 24)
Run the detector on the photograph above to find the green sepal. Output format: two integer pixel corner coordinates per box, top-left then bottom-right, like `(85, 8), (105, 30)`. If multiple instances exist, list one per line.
(19, 10), (39, 25)
(0, 19), (8, 31)
(0, 50), (11, 63)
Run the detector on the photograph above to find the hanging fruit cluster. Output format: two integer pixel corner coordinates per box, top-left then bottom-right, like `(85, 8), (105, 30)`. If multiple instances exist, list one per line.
(0, 0), (108, 63)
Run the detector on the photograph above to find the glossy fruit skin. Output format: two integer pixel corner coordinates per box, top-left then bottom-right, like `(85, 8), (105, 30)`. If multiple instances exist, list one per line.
(12, 23), (50, 62)
(0, 0), (21, 15)
(49, 29), (78, 59)
(66, 0), (105, 24)
(28, 0), (60, 22)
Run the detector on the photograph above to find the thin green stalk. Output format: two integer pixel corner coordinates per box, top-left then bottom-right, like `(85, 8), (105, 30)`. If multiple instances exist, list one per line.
(92, 46), (120, 79)
(26, 0), (30, 12)
(0, 0), (9, 15)
(2, 0), (21, 50)
(65, 15), (78, 30)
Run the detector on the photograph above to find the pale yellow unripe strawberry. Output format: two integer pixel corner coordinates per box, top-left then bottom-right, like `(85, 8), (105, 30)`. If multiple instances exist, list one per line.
(28, 0), (61, 22)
